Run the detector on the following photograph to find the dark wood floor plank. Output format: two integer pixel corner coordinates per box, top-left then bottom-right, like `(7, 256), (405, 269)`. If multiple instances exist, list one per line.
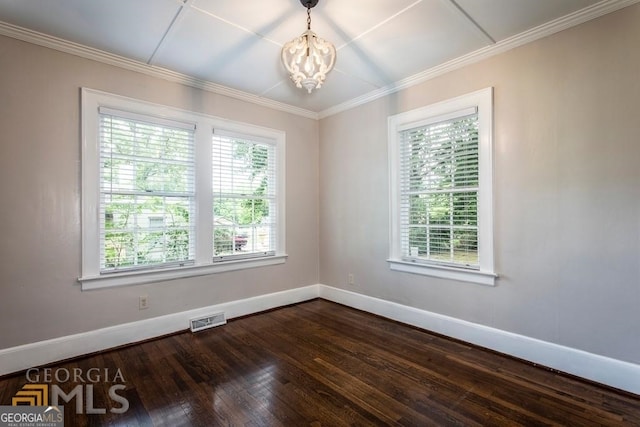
(294, 301), (640, 425)
(165, 334), (276, 427)
(268, 305), (551, 426)
(1, 299), (639, 426)
(448, 354), (627, 426)
(229, 314), (405, 425)
(200, 329), (342, 426)
(246, 309), (487, 426)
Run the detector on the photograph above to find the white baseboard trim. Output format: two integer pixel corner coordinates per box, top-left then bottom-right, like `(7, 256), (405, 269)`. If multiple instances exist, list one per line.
(318, 285), (640, 395)
(0, 285), (319, 377)
(3, 283), (639, 395)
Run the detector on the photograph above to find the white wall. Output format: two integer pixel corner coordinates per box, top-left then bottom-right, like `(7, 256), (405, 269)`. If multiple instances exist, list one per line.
(319, 4), (640, 365)
(0, 35), (319, 349)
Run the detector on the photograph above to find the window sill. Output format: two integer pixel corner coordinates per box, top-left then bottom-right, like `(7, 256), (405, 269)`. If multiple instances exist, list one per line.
(79, 254), (288, 290)
(387, 259), (497, 286)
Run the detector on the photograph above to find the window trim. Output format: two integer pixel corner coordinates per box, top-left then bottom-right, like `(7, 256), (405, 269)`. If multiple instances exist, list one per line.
(79, 88), (286, 290)
(387, 87), (496, 286)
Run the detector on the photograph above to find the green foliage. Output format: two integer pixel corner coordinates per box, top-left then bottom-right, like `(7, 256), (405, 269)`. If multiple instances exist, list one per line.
(213, 228), (233, 255)
(103, 197), (192, 269)
(406, 116), (479, 264)
(101, 117), (193, 270)
(102, 118), (276, 266)
(212, 139), (272, 255)
(235, 142), (270, 224)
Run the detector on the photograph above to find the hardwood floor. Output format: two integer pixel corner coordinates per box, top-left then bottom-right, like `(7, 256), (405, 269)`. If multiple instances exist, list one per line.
(1, 299), (639, 426)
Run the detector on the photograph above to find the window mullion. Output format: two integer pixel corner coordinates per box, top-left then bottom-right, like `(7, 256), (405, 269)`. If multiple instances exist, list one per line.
(195, 124), (213, 265)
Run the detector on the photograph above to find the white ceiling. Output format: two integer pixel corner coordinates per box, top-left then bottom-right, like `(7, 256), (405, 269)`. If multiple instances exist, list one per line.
(0, 0), (633, 117)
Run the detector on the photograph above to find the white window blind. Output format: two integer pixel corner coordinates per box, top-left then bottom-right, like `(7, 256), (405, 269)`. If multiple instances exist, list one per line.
(399, 109), (479, 268)
(212, 131), (277, 261)
(99, 108), (196, 272)
(82, 88), (287, 289)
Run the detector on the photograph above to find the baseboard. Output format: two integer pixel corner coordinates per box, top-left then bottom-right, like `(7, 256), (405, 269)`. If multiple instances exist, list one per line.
(0, 285), (320, 377)
(318, 285), (640, 395)
(3, 284), (639, 395)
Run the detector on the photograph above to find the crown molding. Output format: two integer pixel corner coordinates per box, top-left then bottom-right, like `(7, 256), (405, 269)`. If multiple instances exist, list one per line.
(0, 21), (319, 120)
(0, 0), (637, 121)
(318, 0), (640, 119)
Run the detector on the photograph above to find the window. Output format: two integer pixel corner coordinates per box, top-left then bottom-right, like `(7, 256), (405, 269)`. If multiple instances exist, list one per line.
(388, 88), (496, 285)
(80, 89), (286, 289)
(212, 131), (277, 260)
(99, 109), (196, 272)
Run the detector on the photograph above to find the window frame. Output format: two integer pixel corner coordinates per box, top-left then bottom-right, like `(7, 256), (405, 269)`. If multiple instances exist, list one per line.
(80, 88), (286, 290)
(387, 87), (496, 286)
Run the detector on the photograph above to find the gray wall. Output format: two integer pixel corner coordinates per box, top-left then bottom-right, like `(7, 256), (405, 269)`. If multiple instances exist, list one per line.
(0, 36), (319, 348)
(319, 5), (640, 364)
(1, 4), (639, 367)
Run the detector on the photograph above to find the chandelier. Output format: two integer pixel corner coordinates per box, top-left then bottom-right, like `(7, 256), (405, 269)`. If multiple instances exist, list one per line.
(281, 0), (336, 93)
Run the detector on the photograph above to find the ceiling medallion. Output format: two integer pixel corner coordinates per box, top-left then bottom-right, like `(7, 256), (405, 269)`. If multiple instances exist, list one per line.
(281, 0), (336, 93)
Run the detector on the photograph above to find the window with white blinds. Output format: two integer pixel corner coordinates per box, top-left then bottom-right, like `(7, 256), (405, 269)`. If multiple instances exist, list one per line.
(80, 88), (286, 289)
(388, 88), (496, 285)
(400, 109), (479, 268)
(212, 131), (277, 260)
(99, 108), (196, 272)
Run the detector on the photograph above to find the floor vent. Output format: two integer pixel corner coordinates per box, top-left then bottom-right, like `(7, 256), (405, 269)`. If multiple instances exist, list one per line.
(190, 312), (226, 333)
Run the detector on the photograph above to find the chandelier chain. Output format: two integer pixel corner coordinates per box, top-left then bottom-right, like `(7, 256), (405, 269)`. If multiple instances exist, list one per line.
(307, 7), (311, 30)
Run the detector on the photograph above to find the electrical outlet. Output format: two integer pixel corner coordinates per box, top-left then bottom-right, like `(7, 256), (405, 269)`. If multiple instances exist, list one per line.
(348, 273), (355, 286)
(139, 295), (149, 310)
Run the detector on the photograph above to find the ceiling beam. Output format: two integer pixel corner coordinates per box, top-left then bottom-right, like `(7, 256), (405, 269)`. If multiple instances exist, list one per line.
(441, 0), (496, 45)
(147, 0), (194, 65)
